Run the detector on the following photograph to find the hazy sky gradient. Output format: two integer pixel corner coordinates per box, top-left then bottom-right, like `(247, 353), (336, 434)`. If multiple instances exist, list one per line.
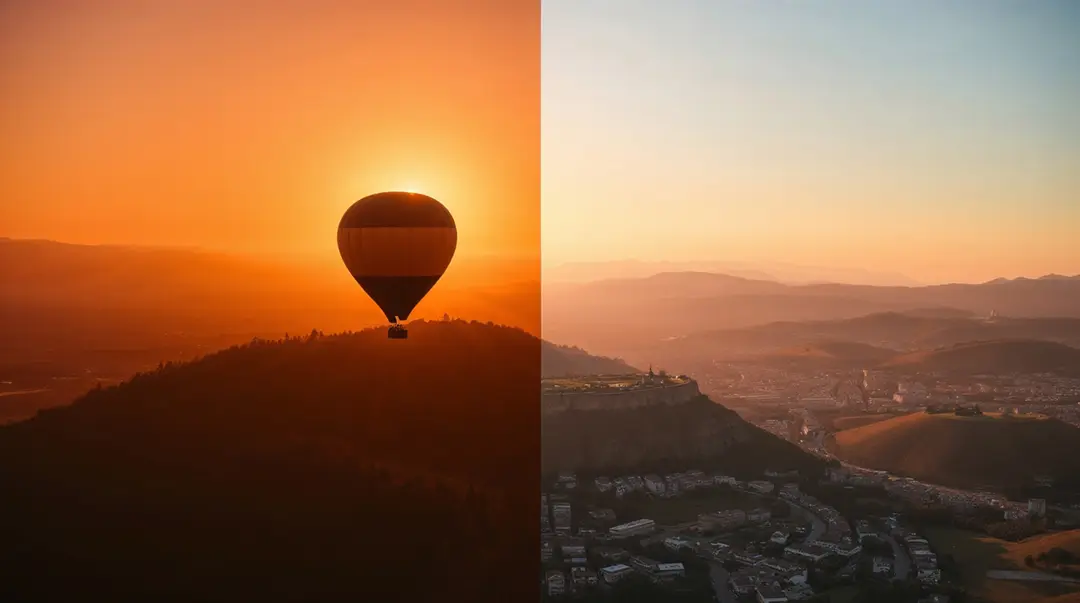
(1, 0), (539, 265)
(542, 0), (1080, 283)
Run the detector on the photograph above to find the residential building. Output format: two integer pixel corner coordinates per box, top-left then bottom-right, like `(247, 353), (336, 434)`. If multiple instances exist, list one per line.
(560, 539), (586, 558)
(664, 536), (693, 552)
(757, 584), (789, 603)
(730, 575), (756, 595)
(553, 502), (572, 535)
(784, 542), (831, 562)
(594, 546), (630, 563)
(629, 555), (660, 574)
(1029, 498), (1048, 518)
(761, 559), (807, 584)
(749, 480), (776, 494)
(600, 564), (634, 585)
(715, 475), (737, 487)
(609, 518), (655, 539)
(546, 571), (566, 597)
(570, 567), (598, 587)
(652, 562), (686, 582)
(748, 508), (773, 523)
(733, 551), (765, 566)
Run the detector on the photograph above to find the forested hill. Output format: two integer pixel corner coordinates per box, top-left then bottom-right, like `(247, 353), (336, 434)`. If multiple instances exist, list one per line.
(0, 320), (546, 603)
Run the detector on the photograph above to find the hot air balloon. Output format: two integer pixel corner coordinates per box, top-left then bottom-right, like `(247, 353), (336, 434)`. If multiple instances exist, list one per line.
(337, 191), (457, 339)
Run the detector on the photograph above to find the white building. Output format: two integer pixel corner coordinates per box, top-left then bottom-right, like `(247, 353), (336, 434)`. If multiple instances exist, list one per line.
(600, 564), (634, 584)
(609, 518), (656, 539)
(546, 571), (566, 596)
(664, 537), (693, 552)
(756, 584), (789, 603)
(715, 475), (737, 486)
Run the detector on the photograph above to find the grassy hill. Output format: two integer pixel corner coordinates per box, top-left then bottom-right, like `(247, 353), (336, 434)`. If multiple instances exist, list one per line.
(829, 412), (1080, 490)
(884, 340), (1080, 376)
(925, 527), (1080, 603)
(0, 320), (543, 602)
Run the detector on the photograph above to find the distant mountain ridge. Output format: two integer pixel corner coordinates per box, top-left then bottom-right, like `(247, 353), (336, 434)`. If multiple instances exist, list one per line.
(648, 312), (1080, 375)
(543, 269), (1080, 356)
(0, 237), (540, 358)
(543, 258), (922, 286)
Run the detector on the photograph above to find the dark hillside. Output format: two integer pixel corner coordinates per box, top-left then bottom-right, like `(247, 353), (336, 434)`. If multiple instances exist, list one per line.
(0, 320), (540, 603)
(542, 396), (824, 477)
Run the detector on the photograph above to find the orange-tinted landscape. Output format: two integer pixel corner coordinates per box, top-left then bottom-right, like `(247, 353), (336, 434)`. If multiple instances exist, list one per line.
(1, 2), (542, 602)
(1, 0), (540, 420)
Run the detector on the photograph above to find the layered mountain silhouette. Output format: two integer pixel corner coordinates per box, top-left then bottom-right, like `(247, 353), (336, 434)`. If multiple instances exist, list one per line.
(542, 271), (1080, 355)
(0, 238), (539, 357)
(643, 311), (1080, 372)
(0, 320), (544, 602)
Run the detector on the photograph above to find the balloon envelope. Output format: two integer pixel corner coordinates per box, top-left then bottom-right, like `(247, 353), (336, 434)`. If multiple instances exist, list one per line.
(337, 192), (457, 323)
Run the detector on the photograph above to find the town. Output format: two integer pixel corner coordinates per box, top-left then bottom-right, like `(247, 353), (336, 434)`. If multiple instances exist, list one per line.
(540, 466), (963, 603)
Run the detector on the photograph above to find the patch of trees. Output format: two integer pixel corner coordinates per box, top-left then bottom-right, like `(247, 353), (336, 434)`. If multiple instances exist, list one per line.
(1025, 547), (1080, 578)
(0, 322), (542, 603)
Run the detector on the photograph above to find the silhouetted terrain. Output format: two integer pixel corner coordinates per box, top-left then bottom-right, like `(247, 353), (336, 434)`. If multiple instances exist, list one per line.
(543, 271), (1080, 356)
(0, 238), (540, 352)
(829, 412), (1080, 491)
(884, 340), (1080, 376)
(541, 396), (824, 476)
(0, 238), (541, 423)
(642, 311), (1080, 370)
(544, 259), (921, 286)
(0, 320), (541, 603)
(542, 342), (637, 377)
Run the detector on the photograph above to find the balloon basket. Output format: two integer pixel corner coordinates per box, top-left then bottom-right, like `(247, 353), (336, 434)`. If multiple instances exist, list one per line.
(388, 325), (408, 339)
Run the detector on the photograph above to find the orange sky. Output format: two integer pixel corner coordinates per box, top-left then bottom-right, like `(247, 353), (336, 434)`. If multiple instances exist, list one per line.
(0, 0), (540, 268)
